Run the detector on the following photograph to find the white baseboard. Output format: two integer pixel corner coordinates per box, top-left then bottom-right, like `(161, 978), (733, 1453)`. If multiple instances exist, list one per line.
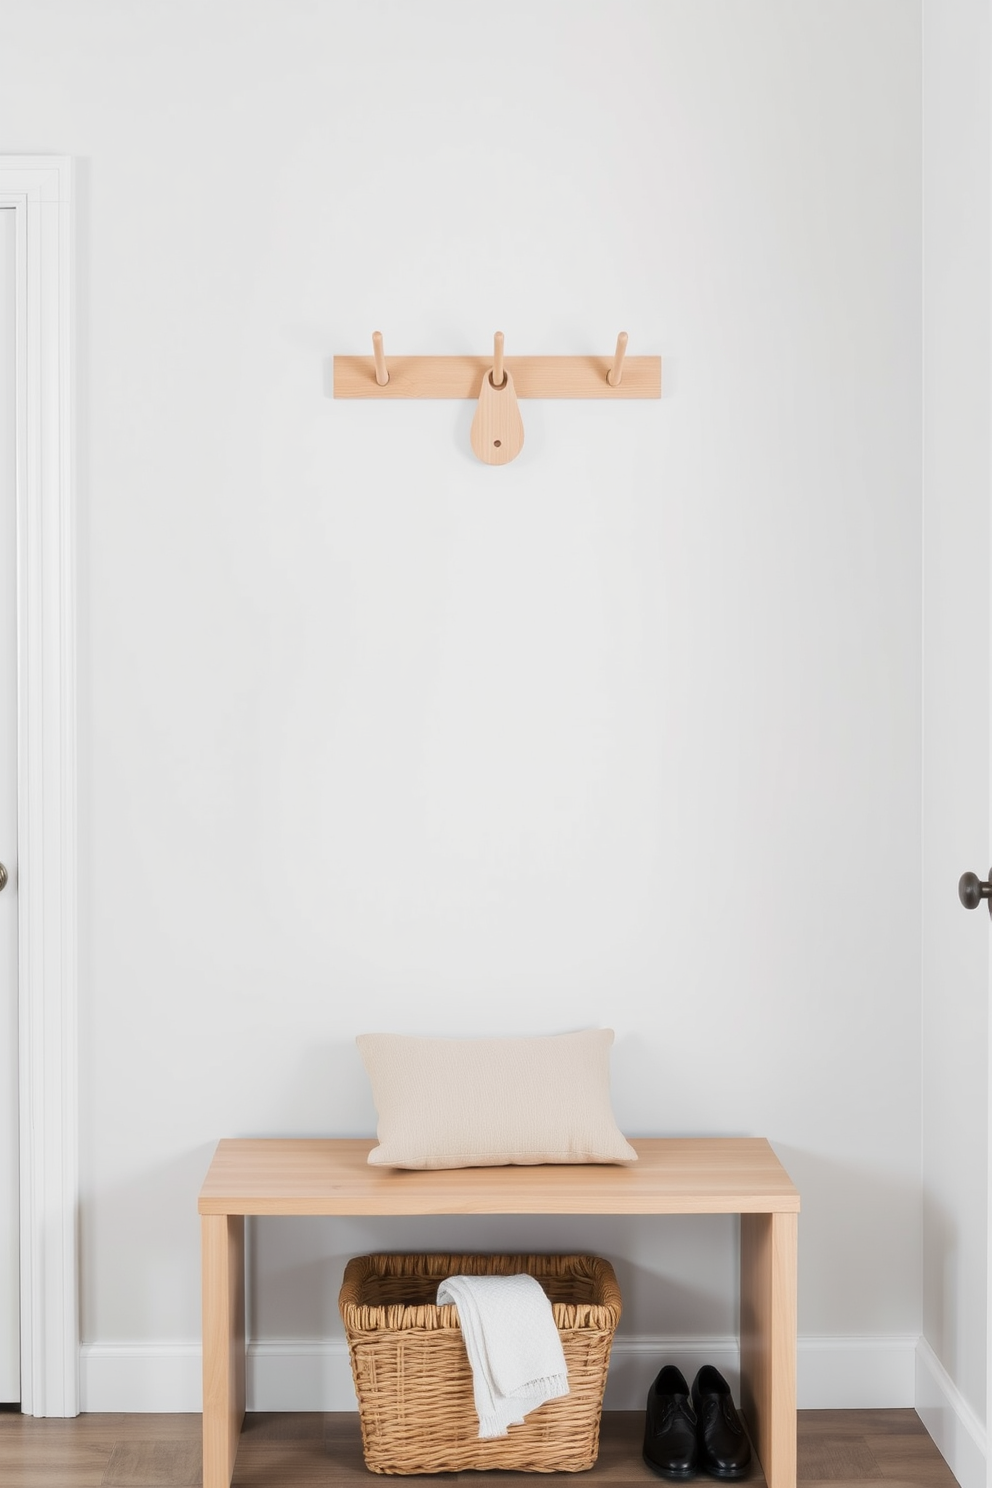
(79, 1334), (920, 1415)
(798, 1334), (918, 1409)
(915, 1338), (987, 1488)
(79, 1343), (203, 1414)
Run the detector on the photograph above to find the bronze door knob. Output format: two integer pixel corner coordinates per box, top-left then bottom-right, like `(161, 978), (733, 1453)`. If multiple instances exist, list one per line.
(958, 869), (992, 914)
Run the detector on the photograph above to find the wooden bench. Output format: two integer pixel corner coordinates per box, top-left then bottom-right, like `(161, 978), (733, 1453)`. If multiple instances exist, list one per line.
(198, 1136), (799, 1488)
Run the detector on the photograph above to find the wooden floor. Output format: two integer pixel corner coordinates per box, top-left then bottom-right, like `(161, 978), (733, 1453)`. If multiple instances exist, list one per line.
(0, 1409), (960, 1488)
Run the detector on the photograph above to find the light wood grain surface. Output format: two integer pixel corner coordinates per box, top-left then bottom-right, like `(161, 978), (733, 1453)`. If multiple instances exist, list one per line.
(469, 367), (525, 464)
(741, 1212), (799, 1488)
(198, 1137), (800, 1488)
(198, 1138), (800, 1217)
(202, 1217), (245, 1488)
(333, 354), (661, 399)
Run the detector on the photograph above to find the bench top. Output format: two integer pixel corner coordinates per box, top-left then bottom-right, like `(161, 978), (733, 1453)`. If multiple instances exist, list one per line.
(198, 1136), (800, 1217)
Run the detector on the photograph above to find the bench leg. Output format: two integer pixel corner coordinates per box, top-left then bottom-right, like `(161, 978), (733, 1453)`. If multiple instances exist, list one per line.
(202, 1215), (246, 1488)
(740, 1211), (797, 1488)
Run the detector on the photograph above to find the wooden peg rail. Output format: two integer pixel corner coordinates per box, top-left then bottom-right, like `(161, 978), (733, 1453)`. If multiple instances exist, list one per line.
(334, 339), (661, 401)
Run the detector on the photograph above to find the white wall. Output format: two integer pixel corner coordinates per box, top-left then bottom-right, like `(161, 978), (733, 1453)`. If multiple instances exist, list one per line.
(920, 4), (990, 1484)
(0, 0), (924, 1411)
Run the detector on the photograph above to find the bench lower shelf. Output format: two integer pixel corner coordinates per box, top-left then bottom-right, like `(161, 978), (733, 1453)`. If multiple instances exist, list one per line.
(230, 1409), (770, 1485)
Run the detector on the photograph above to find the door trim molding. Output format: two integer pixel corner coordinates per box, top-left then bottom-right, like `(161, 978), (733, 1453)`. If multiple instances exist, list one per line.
(0, 156), (78, 1417)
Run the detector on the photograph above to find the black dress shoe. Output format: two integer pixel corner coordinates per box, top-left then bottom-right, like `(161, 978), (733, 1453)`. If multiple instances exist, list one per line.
(691, 1366), (751, 1479)
(643, 1365), (699, 1479)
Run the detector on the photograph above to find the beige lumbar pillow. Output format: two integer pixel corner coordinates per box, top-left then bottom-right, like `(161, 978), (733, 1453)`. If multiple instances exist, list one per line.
(356, 1028), (637, 1169)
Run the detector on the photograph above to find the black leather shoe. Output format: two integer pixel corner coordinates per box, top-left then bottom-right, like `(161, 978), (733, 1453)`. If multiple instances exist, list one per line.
(691, 1366), (751, 1479)
(643, 1365), (699, 1479)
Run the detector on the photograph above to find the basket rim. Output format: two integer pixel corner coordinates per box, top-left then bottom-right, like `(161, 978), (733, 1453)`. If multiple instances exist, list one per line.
(339, 1251), (622, 1333)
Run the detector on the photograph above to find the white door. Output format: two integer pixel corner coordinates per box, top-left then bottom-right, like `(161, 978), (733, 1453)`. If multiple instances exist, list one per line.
(0, 205), (18, 1404)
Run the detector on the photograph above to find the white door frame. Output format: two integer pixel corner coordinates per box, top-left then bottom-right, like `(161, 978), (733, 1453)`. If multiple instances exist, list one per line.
(0, 156), (78, 1417)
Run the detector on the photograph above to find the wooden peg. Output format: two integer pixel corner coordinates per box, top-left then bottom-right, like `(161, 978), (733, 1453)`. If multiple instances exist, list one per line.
(493, 331), (505, 389)
(607, 331), (629, 387)
(372, 331), (388, 387)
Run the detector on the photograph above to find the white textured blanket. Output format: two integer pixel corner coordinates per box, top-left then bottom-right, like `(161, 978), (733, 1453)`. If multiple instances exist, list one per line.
(436, 1273), (569, 1439)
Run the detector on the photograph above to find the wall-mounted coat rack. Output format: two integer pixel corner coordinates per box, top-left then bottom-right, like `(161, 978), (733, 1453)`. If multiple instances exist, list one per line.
(333, 331), (661, 466)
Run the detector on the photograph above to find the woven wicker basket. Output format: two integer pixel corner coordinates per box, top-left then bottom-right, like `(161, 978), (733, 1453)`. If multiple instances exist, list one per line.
(339, 1253), (621, 1474)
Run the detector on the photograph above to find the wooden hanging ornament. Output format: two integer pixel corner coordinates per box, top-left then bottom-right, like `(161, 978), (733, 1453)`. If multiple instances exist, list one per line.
(470, 333), (524, 466)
